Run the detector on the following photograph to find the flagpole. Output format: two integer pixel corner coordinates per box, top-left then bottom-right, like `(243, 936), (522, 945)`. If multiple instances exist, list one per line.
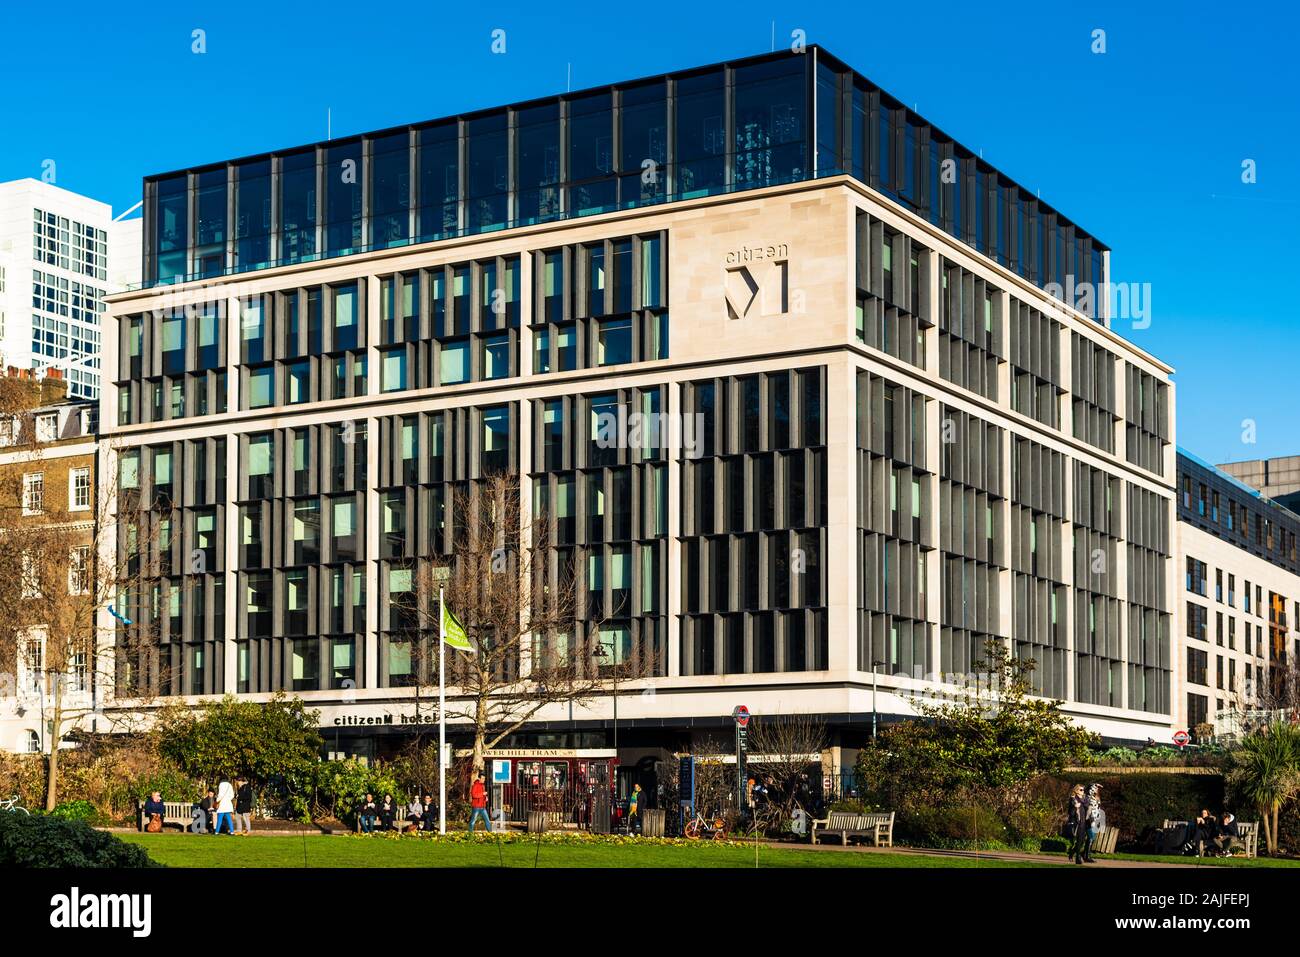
(439, 586), (446, 836)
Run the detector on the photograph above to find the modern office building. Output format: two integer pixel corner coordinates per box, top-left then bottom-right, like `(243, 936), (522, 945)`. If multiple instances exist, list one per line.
(96, 47), (1177, 776)
(1217, 455), (1300, 516)
(0, 179), (140, 401)
(1176, 449), (1300, 738)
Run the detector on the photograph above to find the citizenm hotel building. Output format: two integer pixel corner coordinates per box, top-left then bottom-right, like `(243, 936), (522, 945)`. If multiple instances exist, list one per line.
(100, 47), (1176, 766)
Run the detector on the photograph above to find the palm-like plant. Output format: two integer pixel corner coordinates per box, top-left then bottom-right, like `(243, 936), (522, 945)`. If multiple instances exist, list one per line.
(1229, 721), (1300, 854)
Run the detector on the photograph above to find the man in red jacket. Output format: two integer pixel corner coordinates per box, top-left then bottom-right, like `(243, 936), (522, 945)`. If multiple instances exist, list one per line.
(468, 772), (491, 832)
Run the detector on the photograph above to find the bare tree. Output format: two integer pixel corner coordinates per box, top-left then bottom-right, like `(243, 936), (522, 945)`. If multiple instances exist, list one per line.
(1225, 659), (1300, 738)
(746, 713), (827, 817)
(0, 378), (162, 809)
(397, 472), (647, 775)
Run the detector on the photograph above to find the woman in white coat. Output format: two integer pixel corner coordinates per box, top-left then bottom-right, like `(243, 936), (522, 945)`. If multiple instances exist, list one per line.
(214, 775), (236, 835)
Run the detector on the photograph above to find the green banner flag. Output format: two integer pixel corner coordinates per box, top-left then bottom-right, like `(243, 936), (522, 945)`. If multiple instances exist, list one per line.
(441, 602), (474, 651)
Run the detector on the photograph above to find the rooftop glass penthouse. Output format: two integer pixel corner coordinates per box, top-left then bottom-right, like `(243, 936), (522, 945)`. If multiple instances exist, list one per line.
(142, 47), (1107, 316)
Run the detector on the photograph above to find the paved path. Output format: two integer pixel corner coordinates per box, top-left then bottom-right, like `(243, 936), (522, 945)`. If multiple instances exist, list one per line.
(768, 841), (1213, 868)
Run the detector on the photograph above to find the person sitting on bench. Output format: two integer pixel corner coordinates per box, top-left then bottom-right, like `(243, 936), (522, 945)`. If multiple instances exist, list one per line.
(1214, 811), (1241, 857)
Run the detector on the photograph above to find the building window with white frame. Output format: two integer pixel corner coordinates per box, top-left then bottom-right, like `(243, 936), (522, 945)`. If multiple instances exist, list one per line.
(69, 545), (92, 595)
(21, 635), (44, 694)
(69, 467), (91, 511)
(34, 412), (58, 442)
(69, 648), (90, 694)
(22, 472), (44, 514)
(25, 730), (40, 754)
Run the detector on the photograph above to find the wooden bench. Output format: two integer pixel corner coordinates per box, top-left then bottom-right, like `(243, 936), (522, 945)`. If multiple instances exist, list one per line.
(1093, 826), (1119, 854)
(1162, 819), (1258, 858)
(811, 810), (895, 847)
(138, 800), (198, 832)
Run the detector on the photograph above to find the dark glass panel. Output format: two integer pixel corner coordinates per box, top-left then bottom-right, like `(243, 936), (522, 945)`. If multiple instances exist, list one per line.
(194, 168), (227, 278)
(324, 141), (363, 254)
(370, 131), (411, 248)
(466, 113), (509, 232)
(155, 174), (188, 282)
(279, 150), (317, 263)
(234, 160), (272, 270)
(516, 103), (561, 225)
(675, 70), (725, 197)
(733, 58), (806, 188)
(417, 122), (459, 239)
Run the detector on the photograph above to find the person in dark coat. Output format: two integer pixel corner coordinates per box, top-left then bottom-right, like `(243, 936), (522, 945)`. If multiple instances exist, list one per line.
(1066, 784), (1088, 863)
(1195, 809), (1218, 856)
(356, 793), (378, 833)
(379, 794), (397, 831)
(420, 793), (438, 832)
(198, 788), (216, 834)
(1215, 811), (1241, 856)
(234, 777), (254, 835)
(143, 791), (166, 832)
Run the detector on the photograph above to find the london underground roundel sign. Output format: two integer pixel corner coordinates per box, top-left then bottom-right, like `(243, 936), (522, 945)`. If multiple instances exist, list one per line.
(1173, 729), (1191, 747)
(734, 705), (751, 728)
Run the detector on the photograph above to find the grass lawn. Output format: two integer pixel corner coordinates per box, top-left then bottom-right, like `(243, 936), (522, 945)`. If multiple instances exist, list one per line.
(1103, 851), (1300, 868)
(117, 833), (1057, 868)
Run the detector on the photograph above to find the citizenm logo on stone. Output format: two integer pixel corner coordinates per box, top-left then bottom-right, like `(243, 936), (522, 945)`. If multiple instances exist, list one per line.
(724, 243), (789, 320)
(50, 887), (152, 938)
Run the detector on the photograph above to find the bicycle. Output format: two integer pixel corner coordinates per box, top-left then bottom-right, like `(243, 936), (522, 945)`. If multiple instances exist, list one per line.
(683, 809), (727, 841)
(0, 795), (30, 816)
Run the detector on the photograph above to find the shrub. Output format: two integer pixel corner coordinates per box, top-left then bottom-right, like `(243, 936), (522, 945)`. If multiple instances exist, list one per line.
(828, 799), (877, 815)
(1273, 797), (1300, 856)
(48, 799), (105, 826)
(1004, 797), (1061, 843)
(900, 802), (1007, 849)
(311, 760), (405, 826)
(0, 813), (158, 867)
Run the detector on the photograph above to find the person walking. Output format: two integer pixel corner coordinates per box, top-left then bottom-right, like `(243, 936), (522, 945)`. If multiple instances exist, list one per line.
(1066, 784), (1088, 863)
(627, 783), (642, 835)
(468, 772), (491, 832)
(1080, 783), (1105, 863)
(213, 776), (236, 836)
(233, 777), (254, 835)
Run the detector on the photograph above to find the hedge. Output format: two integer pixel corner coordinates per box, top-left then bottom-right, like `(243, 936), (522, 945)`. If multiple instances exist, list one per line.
(1050, 771), (1225, 841)
(0, 813), (159, 868)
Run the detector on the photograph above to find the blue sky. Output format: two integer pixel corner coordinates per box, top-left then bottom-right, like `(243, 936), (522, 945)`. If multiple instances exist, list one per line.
(2, 1), (1295, 463)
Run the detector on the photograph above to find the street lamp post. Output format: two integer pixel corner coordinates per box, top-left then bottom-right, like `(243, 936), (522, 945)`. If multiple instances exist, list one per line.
(871, 660), (885, 740)
(592, 643), (618, 754)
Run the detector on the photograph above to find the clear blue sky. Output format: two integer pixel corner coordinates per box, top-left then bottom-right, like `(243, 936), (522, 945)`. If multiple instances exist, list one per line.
(2, 1), (1295, 463)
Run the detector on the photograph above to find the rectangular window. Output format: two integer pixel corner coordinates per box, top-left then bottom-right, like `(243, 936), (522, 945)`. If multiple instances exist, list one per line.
(22, 472), (43, 514)
(440, 340), (469, 385)
(69, 467), (91, 511)
(69, 545), (91, 595)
